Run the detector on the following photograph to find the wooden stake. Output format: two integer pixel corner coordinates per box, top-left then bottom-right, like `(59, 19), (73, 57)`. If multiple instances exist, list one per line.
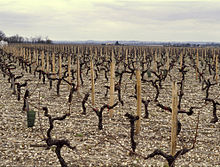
(68, 55), (72, 90)
(153, 52), (157, 72)
(100, 47), (103, 57)
(77, 54), (80, 93)
(135, 66), (141, 134)
(46, 52), (49, 73)
(196, 49), (199, 80)
(125, 49), (128, 64)
(143, 49), (146, 63)
(36, 50), (39, 66)
(180, 52), (183, 69)
(171, 81), (178, 156)
(134, 49), (137, 60)
(166, 51), (169, 70)
(201, 49), (204, 62)
(41, 51), (45, 72)
(28, 49), (31, 64)
(23, 48), (26, 62)
(90, 57), (95, 106)
(59, 54), (62, 79)
(52, 53), (56, 78)
(109, 51), (115, 118)
(95, 48), (98, 59)
(216, 54), (218, 82)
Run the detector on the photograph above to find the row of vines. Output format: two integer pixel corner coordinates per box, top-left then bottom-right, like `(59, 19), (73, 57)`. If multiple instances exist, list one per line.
(0, 44), (219, 166)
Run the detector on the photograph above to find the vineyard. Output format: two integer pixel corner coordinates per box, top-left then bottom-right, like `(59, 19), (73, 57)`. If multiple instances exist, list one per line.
(0, 44), (219, 166)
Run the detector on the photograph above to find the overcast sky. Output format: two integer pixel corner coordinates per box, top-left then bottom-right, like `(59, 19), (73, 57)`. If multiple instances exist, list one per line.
(0, 0), (220, 42)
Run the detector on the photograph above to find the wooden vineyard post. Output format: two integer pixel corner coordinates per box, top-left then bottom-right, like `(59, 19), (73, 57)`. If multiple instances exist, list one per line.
(135, 66), (141, 135)
(28, 49), (31, 64)
(100, 47), (103, 57)
(171, 47), (173, 57)
(201, 49), (204, 62)
(52, 53), (56, 78)
(23, 48), (26, 62)
(59, 54), (62, 79)
(41, 51), (45, 72)
(153, 51), (157, 72)
(125, 49), (128, 65)
(180, 52), (183, 69)
(109, 51), (115, 118)
(216, 54), (218, 83)
(77, 46), (80, 57)
(68, 55), (72, 90)
(143, 49), (146, 64)
(134, 48), (137, 61)
(196, 49), (199, 80)
(76, 54), (80, 94)
(171, 81), (178, 156)
(159, 47), (162, 61)
(90, 57), (95, 106)
(46, 52), (49, 74)
(36, 50), (39, 66)
(26, 49), (29, 63)
(95, 47), (98, 60)
(33, 50), (36, 69)
(166, 51), (169, 70)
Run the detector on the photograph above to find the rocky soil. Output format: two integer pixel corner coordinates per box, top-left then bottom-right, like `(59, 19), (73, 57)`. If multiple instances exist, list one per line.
(0, 55), (220, 166)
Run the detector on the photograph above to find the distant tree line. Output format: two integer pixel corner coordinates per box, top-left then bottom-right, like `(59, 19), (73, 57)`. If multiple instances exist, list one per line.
(0, 30), (52, 44)
(164, 43), (198, 47)
(165, 43), (220, 47)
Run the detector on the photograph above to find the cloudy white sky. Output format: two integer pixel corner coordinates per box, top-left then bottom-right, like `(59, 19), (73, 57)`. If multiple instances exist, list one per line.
(0, 0), (220, 42)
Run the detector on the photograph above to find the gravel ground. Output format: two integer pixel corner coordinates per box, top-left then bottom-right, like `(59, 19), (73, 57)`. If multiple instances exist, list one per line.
(0, 54), (220, 166)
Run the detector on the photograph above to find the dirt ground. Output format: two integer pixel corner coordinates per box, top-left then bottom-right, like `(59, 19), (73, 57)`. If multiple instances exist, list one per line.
(0, 55), (220, 166)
